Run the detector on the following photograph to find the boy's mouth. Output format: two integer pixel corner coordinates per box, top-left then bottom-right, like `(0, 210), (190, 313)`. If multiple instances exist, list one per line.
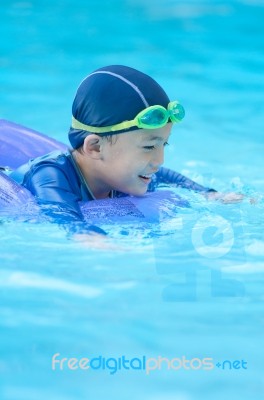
(138, 174), (152, 184)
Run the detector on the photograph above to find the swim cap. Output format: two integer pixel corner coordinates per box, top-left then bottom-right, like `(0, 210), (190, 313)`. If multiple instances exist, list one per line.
(68, 65), (170, 149)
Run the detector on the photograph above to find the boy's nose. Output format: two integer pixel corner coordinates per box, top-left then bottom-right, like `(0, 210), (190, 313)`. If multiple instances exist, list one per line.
(150, 147), (164, 169)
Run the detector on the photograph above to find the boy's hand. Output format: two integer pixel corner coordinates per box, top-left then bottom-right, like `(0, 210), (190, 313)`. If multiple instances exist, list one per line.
(74, 232), (116, 250)
(206, 191), (245, 204)
(73, 232), (126, 251)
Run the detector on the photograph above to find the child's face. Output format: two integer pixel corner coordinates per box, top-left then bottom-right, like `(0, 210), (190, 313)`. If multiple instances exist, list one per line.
(99, 124), (172, 196)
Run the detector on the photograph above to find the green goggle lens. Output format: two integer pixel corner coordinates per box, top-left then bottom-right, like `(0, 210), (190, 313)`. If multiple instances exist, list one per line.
(170, 102), (185, 122)
(137, 101), (185, 129)
(139, 108), (168, 127)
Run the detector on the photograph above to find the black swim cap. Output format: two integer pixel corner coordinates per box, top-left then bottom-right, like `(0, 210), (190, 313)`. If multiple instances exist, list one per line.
(68, 65), (170, 149)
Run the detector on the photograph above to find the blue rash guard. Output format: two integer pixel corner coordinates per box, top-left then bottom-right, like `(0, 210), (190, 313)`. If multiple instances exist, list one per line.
(10, 150), (215, 226)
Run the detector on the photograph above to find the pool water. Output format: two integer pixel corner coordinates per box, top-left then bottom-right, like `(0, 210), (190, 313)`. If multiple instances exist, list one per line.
(0, 1), (264, 399)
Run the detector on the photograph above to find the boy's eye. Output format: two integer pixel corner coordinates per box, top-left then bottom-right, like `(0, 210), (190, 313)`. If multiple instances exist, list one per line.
(143, 142), (169, 150)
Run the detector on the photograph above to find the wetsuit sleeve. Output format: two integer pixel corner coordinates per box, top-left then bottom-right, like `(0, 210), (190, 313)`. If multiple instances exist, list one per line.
(149, 167), (217, 192)
(27, 165), (82, 221)
(26, 165), (106, 235)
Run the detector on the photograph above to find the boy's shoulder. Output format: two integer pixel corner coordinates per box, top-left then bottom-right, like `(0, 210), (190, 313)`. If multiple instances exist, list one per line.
(26, 150), (79, 182)
(10, 150), (75, 185)
(28, 150), (71, 167)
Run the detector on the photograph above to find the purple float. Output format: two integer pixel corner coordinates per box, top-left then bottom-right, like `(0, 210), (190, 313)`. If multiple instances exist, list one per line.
(0, 119), (67, 169)
(0, 119), (185, 222)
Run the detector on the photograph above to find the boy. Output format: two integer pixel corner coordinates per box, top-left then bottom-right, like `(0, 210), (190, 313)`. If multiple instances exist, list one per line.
(10, 65), (240, 230)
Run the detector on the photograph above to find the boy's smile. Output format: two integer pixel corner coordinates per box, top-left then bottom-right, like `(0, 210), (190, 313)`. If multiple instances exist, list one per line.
(76, 124), (172, 199)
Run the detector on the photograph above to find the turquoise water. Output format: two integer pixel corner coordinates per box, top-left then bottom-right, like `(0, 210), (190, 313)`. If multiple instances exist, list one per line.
(1, 1), (264, 399)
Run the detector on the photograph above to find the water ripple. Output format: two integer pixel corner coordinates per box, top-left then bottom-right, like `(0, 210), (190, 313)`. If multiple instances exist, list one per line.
(0, 270), (102, 298)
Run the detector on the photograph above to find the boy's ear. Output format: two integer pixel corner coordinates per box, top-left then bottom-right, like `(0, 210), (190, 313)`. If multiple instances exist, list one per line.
(82, 135), (103, 159)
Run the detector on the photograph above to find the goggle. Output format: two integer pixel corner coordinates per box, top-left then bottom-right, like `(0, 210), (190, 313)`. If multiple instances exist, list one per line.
(71, 101), (185, 134)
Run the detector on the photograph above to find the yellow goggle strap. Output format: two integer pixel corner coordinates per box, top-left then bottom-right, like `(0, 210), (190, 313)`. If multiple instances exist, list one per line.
(71, 116), (137, 134)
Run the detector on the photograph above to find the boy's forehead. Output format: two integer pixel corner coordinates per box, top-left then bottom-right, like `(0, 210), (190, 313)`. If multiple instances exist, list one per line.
(139, 131), (171, 142)
(114, 126), (172, 145)
(140, 124), (172, 142)
(143, 135), (165, 142)
(130, 132), (165, 143)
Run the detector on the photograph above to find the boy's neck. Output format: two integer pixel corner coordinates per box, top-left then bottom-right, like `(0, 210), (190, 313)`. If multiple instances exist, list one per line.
(72, 150), (112, 199)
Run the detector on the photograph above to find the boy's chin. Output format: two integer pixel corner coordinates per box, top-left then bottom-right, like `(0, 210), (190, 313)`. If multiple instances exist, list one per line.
(126, 187), (148, 197)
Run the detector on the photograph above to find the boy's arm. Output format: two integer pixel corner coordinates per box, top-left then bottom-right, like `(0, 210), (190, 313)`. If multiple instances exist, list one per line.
(28, 165), (83, 221)
(150, 166), (216, 193)
(26, 165), (106, 235)
(150, 167), (244, 203)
